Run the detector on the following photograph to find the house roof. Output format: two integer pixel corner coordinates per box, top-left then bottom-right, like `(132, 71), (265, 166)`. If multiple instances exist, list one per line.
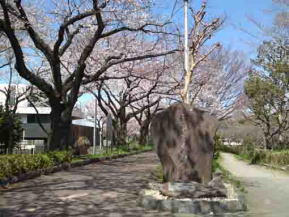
(16, 107), (83, 118)
(16, 107), (51, 115)
(72, 119), (95, 127)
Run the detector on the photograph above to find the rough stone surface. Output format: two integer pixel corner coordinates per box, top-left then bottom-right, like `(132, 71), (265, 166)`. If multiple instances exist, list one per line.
(160, 181), (227, 199)
(139, 183), (247, 215)
(150, 103), (217, 184)
(208, 172), (227, 196)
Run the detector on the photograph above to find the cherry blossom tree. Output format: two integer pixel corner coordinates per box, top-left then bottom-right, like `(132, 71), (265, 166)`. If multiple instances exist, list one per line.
(0, 0), (176, 150)
(85, 45), (177, 146)
(168, 46), (249, 120)
(130, 95), (162, 145)
(90, 73), (162, 146)
(191, 47), (249, 120)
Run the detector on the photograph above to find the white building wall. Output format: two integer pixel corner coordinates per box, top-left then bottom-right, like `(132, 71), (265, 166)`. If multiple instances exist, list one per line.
(0, 84), (84, 118)
(19, 114), (27, 124)
(0, 87), (6, 107)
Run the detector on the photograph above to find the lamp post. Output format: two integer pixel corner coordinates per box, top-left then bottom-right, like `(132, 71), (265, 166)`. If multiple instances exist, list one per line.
(93, 98), (97, 154)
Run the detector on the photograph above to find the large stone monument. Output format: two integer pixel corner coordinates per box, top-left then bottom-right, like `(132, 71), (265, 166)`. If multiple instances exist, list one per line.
(150, 103), (217, 184)
(140, 103), (247, 214)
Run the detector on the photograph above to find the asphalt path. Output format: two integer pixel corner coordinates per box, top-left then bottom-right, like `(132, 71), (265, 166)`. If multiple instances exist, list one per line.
(0, 152), (172, 217)
(221, 153), (289, 217)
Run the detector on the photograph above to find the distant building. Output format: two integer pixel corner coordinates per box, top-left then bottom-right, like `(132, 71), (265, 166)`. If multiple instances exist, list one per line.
(0, 84), (98, 153)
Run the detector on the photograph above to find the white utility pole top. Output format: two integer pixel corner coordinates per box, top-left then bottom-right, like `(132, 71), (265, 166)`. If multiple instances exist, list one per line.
(184, 0), (190, 103)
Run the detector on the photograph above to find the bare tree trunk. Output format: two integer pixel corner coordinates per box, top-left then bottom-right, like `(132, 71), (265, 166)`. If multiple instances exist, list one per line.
(115, 119), (127, 147)
(264, 131), (272, 150)
(139, 119), (150, 146)
(7, 115), (14, 154)
(48, 102), (73, 151)
(114, 106), (128, 147)
(265, 137), (271, 150)
(8, 130), (13, 154)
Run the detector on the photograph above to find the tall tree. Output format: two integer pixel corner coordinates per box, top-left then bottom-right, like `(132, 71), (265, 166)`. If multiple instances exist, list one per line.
(0, 62), (30, 154)
(0, 105), (22, 154)
(245, 39), (289, 149)
(0, 0), (175, 150)
(191, 47), (249, 119)
(131, 95), (162, 145)
(91, 70), (163, 146)
(168, 46), (249, 120)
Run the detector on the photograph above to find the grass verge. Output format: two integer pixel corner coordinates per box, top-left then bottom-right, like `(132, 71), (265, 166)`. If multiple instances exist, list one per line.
(214, 154), (246, 193)
(220, 144), (289, 170)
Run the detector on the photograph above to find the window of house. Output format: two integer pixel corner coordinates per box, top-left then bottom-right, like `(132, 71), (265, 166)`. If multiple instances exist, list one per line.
(27, 114), (50, 123)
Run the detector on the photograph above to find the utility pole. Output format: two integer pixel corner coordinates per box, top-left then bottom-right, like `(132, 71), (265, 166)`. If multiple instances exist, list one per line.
(93, 98), (97, 155)
(183, 0), (190, 103)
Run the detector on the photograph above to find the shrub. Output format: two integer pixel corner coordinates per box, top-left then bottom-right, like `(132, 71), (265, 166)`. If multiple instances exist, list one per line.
(262, 150), (289, 166)
(127, 141), (140, 151)
(219, 144), (243, 155)
(48, 151), (72, 164)
(73, 136), (91, 155)
(32, 154), (54, 169)
(242, 136), (255, 154)
(0, 106), (23, 154)
(0, 151), (71, 180)
(0, 157), (12, 180)
(214, 134), (223, 159)
(249, 150), (266, 164)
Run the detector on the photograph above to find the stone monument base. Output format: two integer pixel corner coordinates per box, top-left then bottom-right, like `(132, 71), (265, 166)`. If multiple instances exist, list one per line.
(139, 182), (246, 215)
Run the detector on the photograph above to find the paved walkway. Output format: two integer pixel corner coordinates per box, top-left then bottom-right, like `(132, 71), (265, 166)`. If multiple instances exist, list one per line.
(221, 153), (289, 217)
(0, 152), (173, 217)
(3, 152), (288, 217)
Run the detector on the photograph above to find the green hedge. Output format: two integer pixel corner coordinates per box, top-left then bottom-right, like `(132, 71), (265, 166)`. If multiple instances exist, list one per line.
(0, 151), (72, 180)
(219, 143), (289, 166)
(249, 150), (289, 166)
(0, 144), (153, 182)
(48, 151), (72, 164)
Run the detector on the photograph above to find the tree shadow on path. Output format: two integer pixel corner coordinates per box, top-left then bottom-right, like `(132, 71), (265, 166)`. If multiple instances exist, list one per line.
(0, 152), (173, 217)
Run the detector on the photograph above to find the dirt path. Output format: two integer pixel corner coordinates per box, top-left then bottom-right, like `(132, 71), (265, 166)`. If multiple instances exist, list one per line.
(0, 152), (173, 217)
(220, 153), (289, 217)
